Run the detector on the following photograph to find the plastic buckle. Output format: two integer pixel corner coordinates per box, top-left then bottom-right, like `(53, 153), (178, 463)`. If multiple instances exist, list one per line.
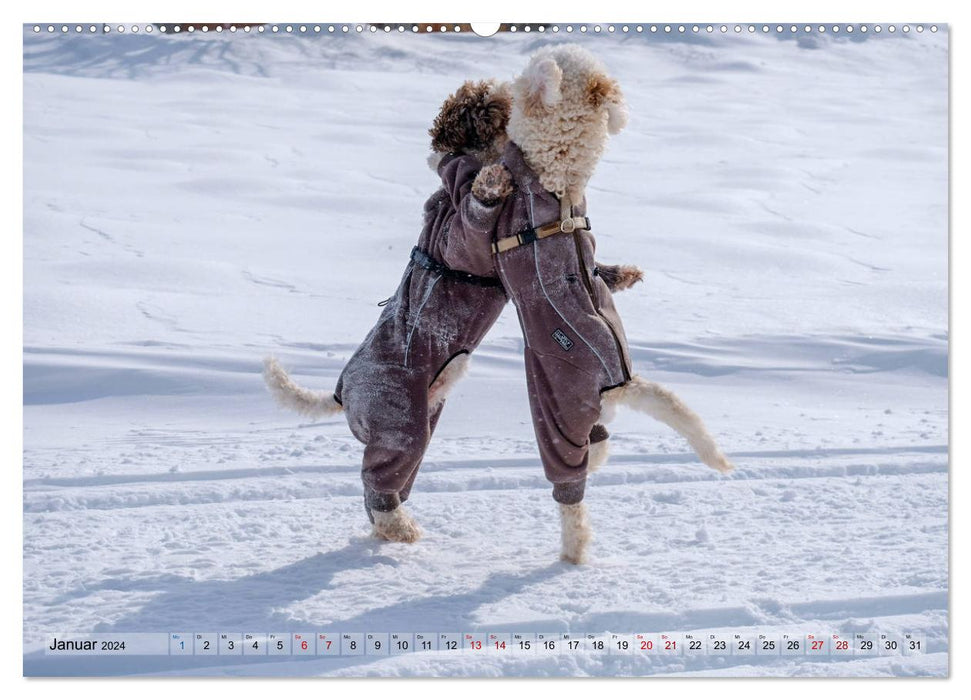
(519, 230), (538, 246)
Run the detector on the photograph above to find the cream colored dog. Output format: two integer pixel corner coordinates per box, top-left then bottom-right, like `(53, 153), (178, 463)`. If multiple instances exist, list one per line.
(493, 45), (734, 564)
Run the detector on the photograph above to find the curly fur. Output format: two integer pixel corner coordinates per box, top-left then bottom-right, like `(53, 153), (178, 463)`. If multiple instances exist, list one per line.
(520, 57), (563, 115)
(507, 45), (628, 200)
(372, 507), (423, 543)
(429, 80), (512, 163)
(471, 163), (514, 204)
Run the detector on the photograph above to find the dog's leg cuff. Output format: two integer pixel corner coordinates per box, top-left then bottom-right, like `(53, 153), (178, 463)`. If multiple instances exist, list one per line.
(552, 479), (586, 505)
(365, 488), (402, 514)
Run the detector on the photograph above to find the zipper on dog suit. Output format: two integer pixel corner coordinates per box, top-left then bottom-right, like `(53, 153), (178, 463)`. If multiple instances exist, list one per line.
(561, 193), (632, 384)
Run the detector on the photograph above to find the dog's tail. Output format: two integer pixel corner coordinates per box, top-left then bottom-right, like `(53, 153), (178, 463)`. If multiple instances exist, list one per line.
(604, 375), (734, 474)
(262, 357), (344, 419)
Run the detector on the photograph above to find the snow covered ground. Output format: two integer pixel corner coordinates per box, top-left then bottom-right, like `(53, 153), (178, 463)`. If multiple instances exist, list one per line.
(22, 25), (948, 677)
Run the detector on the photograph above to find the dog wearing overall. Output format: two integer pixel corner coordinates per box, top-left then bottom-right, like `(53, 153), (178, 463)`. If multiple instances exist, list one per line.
(263, 79), (643, 545)
(476, 45), (735, 564)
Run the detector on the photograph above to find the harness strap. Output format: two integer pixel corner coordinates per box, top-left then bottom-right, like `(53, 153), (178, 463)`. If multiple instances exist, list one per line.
(491, 192), (590, 254)
(560, 192), (572, 223)
(410, 246), (503, 288)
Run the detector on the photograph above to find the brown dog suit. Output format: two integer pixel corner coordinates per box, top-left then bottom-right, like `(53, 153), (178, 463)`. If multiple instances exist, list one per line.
(335, 150), (631, 519)
(491, 142), (633, 505)
(335, 153), (507, 519)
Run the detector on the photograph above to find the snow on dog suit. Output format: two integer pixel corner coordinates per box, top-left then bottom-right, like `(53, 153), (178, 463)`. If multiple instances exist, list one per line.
(491, 142), (633, 505)
(334, 153), (508, 516)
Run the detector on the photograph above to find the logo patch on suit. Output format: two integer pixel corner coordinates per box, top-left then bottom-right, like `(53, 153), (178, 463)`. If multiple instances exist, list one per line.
(552, 328), (574, 351)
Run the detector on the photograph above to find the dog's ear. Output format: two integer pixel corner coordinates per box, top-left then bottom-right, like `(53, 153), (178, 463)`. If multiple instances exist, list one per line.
(430, 83), (471, 154)
(518, 56), (563, 115)
(469, 81), (511, 151)
(587, 75), (628, 135)
(430, 80), (510, 155)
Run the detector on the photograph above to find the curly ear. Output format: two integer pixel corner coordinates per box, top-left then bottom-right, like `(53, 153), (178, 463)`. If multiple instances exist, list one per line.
(517, 56), (563, 116)
(586, 75), (616, 108)
(429, 80), (511, 154)
(468, 82), (511, 152)
(430, 82), (475, 154)
(585, 75), (627, 134)
(586, 75), (628, 135)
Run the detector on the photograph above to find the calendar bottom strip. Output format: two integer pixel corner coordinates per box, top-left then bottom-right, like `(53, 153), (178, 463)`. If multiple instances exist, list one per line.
(43, 631), (925, 657)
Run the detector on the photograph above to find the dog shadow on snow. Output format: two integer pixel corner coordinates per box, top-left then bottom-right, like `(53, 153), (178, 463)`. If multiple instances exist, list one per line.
(28, 539), (567, 674)
(52, 537), (566, 636)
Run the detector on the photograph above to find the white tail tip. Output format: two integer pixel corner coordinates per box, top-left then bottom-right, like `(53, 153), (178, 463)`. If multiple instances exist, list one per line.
(612, 376), (735, 475)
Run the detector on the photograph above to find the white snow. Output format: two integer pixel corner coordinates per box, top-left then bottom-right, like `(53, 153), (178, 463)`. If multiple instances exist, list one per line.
(22, 25), (948, 677)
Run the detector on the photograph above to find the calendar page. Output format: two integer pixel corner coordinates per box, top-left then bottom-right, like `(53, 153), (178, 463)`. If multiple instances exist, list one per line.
(22, 21), (948, 678)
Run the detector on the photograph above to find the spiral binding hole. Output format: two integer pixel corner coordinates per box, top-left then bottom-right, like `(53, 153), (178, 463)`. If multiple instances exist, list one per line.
(30, 22), (945, 38)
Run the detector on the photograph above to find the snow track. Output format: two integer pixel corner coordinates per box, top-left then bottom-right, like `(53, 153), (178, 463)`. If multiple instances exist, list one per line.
(23, 456), (948, 677)
(24, 445), (946, 512)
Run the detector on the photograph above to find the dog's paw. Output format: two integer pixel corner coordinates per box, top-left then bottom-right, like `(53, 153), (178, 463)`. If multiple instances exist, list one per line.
(707, 453), (735, 474)
(597, 263), (644, 293)
(372, 507), (423, 543)
(559, 502), (591, 564)
(560, 550), (586, 565)
(472, 163), (514, 205)
(715, 459), (736, 474)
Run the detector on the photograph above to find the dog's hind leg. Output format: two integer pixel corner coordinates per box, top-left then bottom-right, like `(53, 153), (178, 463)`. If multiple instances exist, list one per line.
(605, 375), (734, 474)
(372, 507), (423, 543)
(559, 502), (592, 564)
